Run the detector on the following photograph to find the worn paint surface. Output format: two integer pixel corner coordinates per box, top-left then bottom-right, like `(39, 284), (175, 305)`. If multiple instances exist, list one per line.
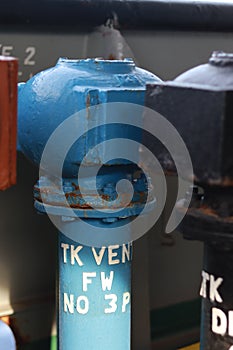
(34, 169), (152, 212)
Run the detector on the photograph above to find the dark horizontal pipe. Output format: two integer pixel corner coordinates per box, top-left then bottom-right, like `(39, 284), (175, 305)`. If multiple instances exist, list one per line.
(1, 0), (233, 32)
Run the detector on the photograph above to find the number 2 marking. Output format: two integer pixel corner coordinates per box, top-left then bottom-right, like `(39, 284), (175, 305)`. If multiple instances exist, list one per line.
(24, 47), (36, 66)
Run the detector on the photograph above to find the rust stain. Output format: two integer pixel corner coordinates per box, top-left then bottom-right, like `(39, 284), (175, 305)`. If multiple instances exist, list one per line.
(164, 169), (177, 176)
(70, 203), (93, 209)
(37, 190), (148, 210)
(86, 93), (91, 108)
(101, 194), (111, 201)
(196, 206), (220, 218)
(71, 182), (79, 191)
(86, 93), (91, 119)
(209, 177), (233, 187)
(108, 54), (116, 60)
(189, 205), (233, 223)
(194, 175), (233, 187)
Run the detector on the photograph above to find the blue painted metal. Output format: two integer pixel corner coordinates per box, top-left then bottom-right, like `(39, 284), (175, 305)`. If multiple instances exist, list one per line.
(18, 58), (160, 350)
(59, 225), (132, 349)
(0, 320), (16, 350)
(18, 58), (159, 177)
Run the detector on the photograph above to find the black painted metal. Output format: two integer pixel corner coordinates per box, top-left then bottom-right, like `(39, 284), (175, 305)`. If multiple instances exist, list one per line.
(146, 52), (233, 186)
(1, 0), (233, 31)
(201, 243), (233, 350)
(146, 51), (233, 349)
(146, 86), (233, 186)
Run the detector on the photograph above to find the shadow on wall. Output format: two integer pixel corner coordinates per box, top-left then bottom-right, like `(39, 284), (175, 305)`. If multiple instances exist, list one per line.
(0, 153), (57, 348)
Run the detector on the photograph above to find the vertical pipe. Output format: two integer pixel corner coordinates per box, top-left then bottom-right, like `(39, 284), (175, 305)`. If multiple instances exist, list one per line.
(0, 57), (17, 190)
(18, 58), (160, 350)
(58, 220), (132, 350)
(200, 243), (233, 350)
